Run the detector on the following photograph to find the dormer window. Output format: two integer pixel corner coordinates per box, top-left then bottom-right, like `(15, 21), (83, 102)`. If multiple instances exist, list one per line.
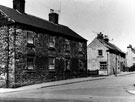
(49, 36), (55, 48)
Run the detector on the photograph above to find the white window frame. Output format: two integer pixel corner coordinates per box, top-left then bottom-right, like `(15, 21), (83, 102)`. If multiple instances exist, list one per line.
(65, 39), (70, 51)
(49, 57), (55, 70)
(98, 50), (103, 56)
(27, 56), (35, 70)
(49, 36), (55, 48)
(100, 62), (107, 70)
(27, 32), (34, 44)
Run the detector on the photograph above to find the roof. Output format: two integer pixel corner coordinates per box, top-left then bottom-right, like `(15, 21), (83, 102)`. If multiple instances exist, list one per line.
(130, 47), (135, 54)
(0, 5), (87, 41)
(97, 38), (125, 55)
(132, 49), (135, 54)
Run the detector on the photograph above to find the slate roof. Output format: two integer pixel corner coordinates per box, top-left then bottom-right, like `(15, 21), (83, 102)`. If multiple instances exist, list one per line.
(0, 5), (87, 41)
(97, 38), (125, 55)
(131, 48), (135, 54)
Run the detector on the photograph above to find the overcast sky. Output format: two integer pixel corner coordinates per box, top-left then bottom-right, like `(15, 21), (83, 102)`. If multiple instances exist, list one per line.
(0, 0), (135, 52)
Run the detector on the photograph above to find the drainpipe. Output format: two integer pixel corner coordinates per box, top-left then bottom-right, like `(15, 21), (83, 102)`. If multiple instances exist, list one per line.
(106, 50), (109, 75)
(115, 54), (117, 75)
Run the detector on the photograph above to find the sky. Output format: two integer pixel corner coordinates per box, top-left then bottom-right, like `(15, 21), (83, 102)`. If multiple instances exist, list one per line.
(0, 0), (135, 52)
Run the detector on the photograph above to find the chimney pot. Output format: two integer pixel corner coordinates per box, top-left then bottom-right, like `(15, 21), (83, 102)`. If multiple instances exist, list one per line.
(104, 35), (109, 42)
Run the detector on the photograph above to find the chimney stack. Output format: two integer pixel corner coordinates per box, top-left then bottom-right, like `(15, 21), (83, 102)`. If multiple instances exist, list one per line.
(97, 32), (103, 39)
(49, 9), (59, 24)
(13, 0), (25, 13)
(104, 35), (109, 42)
(127, 44), (132, 48)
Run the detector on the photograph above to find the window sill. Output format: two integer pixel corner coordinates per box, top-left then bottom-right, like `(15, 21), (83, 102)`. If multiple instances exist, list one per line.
(27, 52), (35, 56)
(27, 43), (35, 48)
(99, 69), (107, 71)
(24, 69), (36, 73)
(97, 56), (104, 58)
(49, 69), (55, 72)
(65, 50), (70, 52)
(79, 50), (84, 54)
(48, 47), (56, 50)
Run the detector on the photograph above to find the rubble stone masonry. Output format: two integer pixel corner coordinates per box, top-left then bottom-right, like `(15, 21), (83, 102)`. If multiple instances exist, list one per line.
(0, 25), (87, 88)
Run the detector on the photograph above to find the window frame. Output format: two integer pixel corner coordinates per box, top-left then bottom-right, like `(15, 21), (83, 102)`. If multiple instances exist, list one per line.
(27, 32), (34, 45)
(133, 57), (135, 61)
(65, 39), (70, 51)
(100, 62), (107, 70)
(49, 36), (55, 48)
(48, 57), (55, 70)
(26, 56), (35, 70)
(65, 59), (70, 70)
(98, 50), (103, 56)
(78, 42), (83, 52)
(79, 60), (84, 70)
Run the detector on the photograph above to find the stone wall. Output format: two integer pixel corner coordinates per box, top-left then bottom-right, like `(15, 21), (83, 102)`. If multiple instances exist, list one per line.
(0, 26), (15, 87)
(108, 51), (126, 75)
(0, 26), (8, 86)
(0, 25), (87, 87)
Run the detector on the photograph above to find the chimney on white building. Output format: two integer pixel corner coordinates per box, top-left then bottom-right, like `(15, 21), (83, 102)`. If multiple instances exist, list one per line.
(97, 32), (103, 39)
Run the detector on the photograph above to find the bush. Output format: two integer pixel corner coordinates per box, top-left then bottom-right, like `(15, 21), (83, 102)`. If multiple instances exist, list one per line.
(129, 65), (135, 72)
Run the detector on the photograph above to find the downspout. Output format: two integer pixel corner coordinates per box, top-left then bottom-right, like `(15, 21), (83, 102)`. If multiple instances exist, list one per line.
(106, 50), (109, 75)
(85, 41), (88, 76)
(115, 53), (117, 75)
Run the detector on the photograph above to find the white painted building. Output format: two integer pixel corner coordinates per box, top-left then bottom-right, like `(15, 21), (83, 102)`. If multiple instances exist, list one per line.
(87, 33), (126, 75)
(126, 45), (135, 68)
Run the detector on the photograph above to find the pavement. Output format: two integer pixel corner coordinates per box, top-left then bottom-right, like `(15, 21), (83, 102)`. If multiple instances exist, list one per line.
(0, 71), (135, 94)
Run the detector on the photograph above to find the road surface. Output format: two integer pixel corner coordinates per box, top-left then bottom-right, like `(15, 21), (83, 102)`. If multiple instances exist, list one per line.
(0, 74), (135, 102)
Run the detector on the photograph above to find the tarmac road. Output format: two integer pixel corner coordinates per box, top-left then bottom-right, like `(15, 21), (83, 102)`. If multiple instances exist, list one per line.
(0, 73), (135, 102)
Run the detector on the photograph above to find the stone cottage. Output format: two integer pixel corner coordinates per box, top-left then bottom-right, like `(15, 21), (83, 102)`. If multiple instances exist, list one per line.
(126, 44), (135, 70)
(0, 0), (87, 87)
(87, 33), (126, 75)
